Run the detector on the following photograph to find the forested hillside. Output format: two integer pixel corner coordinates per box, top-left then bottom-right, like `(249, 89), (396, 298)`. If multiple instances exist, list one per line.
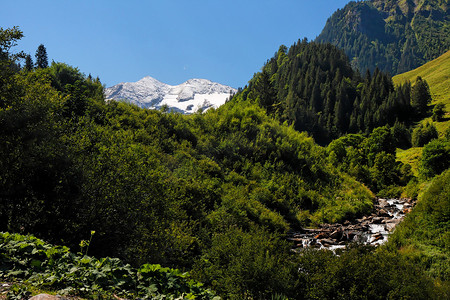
(316, 0), (449, 75)
(233, 41), (418, 145)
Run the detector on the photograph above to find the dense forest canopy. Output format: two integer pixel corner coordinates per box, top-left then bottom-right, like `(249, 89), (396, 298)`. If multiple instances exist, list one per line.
(232, 40), (421, 145)
(316, 0), (450, 75)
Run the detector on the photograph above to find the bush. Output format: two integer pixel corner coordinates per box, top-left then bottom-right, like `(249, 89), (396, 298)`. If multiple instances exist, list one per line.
(192, 226), (299, 299)
(432, 103), (446, 122)
(298, 246), (438, 299)
(412, 122), (438, 147)
(420, 138), (450, 179)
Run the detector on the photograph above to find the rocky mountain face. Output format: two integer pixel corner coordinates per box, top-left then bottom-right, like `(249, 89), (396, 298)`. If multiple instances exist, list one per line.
(105, 76), (236, 114)
(316, 0), (449, 75)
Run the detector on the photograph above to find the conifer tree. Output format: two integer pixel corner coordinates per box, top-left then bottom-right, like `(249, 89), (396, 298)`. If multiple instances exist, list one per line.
(24, 54), (33, 71)
(35, 44), (48, 68)
(255, 69), (276, 114)
(410, 76), (431, 116)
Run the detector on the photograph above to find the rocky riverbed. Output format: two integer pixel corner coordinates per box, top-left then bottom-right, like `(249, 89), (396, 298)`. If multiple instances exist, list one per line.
(289, 198), (415, 252)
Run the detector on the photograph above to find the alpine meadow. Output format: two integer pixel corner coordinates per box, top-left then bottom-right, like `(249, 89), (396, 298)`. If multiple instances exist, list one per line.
(1, 0), (449, 299)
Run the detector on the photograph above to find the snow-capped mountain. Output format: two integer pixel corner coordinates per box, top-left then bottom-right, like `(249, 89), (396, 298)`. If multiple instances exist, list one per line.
(105, 76), (236, 113)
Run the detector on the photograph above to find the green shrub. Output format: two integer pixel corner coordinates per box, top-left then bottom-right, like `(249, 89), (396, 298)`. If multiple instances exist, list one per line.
(412, 122), (439, 147)
(298, 246), (438, 299)
(420, 138), (450, 179)
(192, 226), (299, 299)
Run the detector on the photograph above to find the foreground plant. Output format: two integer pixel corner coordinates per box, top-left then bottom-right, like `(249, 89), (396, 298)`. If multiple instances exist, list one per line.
(0, 232), (219, 299)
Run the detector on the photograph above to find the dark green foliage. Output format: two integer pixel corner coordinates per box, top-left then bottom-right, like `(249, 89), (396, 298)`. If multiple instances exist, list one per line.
(432, 102), (446, 121)
(192, 226), (299, 299)
(24, 54), (33, 71)
(411, 76), (432, 116)
(327, 126), (412, 192)
(0, 26), (24, 61)
(412, 121), (438, 146)
(0, 232), (218, 299)
(233, 41), (414, 144)
(391, 120), (411, 149)
(316, 0), (450, 75)
(35, 44), (48, 69)
(0, 26), (24, 108)
(297, 246), (439, 299)
(420, 137), (450, 178)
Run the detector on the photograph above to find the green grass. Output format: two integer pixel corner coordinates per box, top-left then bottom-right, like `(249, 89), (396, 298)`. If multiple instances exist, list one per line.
(396, 147), (423, 177)
(393, 50), (450, 136)
(393, 50), (449, 105)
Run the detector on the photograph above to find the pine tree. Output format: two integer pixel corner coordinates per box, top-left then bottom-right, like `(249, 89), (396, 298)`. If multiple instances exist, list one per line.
(35, 44), (48, 68)
(255, 69), (276, 114)
(24, 54), (33, 71)
(411, 76), (431, 116)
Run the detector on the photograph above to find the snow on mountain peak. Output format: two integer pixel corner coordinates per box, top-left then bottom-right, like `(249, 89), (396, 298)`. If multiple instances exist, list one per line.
(105, 76), (236, 113)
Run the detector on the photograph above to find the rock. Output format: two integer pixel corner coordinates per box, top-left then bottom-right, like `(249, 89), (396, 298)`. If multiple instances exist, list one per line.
(330, 230), (342, 239)
(287, 237), (304, 242)
(385, 218), (401, 225)
(372, 217), (384, 224)
(378, 199), (388, 207)
(377, 209), (390, 217)
(344, 231), (356, 240)
(402, 207), (411, 214)
(288, 198), (416, 251)
(29, 294), (68, 300)
(321, 238), (336, 245)
(371, 234), (384, 242)
(386, 222), (396, 231)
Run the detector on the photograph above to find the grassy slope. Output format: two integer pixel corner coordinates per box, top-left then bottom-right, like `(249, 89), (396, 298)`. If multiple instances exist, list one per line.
(394, 50), (450, 170)
(396, 147), (422, 177)
(392, 49), (450, 105)
(393, 49), (450, 135)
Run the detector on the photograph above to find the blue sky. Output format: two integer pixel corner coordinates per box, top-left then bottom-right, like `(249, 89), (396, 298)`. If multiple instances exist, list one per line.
(2, 0), (351, 88)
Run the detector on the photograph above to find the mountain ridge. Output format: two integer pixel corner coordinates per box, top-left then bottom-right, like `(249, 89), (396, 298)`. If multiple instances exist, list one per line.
(316, 0), (449, 75)
(105, 76), (236, 114)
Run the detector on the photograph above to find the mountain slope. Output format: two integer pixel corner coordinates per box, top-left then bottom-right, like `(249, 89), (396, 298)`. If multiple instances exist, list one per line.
(316, 0), (450, 75)
(105, 77), (236, 113)
(393, 49), (450, 135)
(393, 49), (450, 104)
